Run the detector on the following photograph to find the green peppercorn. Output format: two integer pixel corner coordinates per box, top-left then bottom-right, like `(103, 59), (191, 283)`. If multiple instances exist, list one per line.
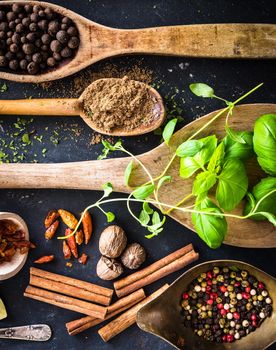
(197, 330), (203, 336)
(201, 281), (207, 288)
(230, 298), (237, 305)
(213, 267), (220, 274)
(217, 275), (224, 282)
(216, 297), (222, 304)
(230, 271), (236, 278)
(257, 295), (263, 301)
(241, 270), (248, 278)
(223, 267), (229, 273)
(246, 303), (252, 311)
(200, 273), (206, 279)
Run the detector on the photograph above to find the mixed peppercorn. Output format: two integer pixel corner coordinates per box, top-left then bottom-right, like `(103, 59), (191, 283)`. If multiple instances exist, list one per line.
(180, 266), (272, 343)
(0, 4), (80, 74)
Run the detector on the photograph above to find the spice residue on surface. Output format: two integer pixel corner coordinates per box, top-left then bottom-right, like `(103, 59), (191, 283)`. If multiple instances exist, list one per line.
(82, 76), (157, 132)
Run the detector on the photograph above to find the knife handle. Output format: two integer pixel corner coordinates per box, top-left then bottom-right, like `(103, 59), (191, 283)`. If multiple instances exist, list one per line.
(0, 324), (52, 341)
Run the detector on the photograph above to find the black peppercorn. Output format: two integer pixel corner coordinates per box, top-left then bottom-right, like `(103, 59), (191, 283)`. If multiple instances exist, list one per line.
(22, 43), (35, 55)
(56, 30), (69, 44)
(0, 55), (8, 67)
(6, 38), (13, 46)
(19, 59), (28, 70)
(68, 36), (79, 49)
(12, 33), (21, 44)
(32, 52), (42, 63)
(8, 21), (16, 30)
(44, 8), (54, 20)
(53, 52), (61, 61)
(25, 54), (32, 62)
(9, 59), (19, 70)
(16, 51), (24, 60)
(0, 40), (5, 50)
(60, 47), (72, 58)
(15, 23), (24, 33)
(6, 12), (16, 22)
(0, 22), (8, 32)
(12, 4), (23, 13)
(40, 62), (46, 70)
(67, 26), (78, 37)
(29, 23), (38, 32)
(22, 17), (31, 27)
(41, 34), (51, 45)
(41, 44), (49, 52)
(38, 10), (45, 18)
(38, 20), (48, 31)
(15, 18), (22, 25)
(50, 40), (62, 53)
(27, 61), (39, 74)
(0, 11), (6, 21)
(62, 17), (72, 25)
(48, 20), (60, 35)
(35, 39), (42, 48)
(30, 13), (39, 23)
(10, 43), (19, 53)
(26, 32), (36, 42)
(0, 32), (6, 40)
(7, 31), (13, 38)
(33, 5), (42, 13)
(24, 5), (32, 13)
(61, 23), (68, 31)
(20, 36), (27, 44)
(18, 13), (25, 19)
(41, 51), (49, 61)
(47, 56), (56, 67)
(5, 51), (14, 60)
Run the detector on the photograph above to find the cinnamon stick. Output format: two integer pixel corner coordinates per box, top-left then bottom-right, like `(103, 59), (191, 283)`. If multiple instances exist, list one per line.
(115, 248), (199, 298)
(98, 284), (169, 342)
(114, 243), (194, 291)
(66, 288), (146, 335)
(29, 274), (110, 306)
(30, 267), (113, 300)
(24, 285), (107, 319)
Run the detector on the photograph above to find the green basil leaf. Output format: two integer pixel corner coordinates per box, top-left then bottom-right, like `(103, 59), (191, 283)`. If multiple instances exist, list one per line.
(143, 202), (154, 214)
(244, 177), (276, 220)
(176, 140), (204, 157)
(106, 212), (115, 222)
(195, 135), (218, 167)
(256, 212), (276, 226)
(216, 159), (248, 211)
(133, 184), (155, 200)
(124, 161), (133, 186)
(244, 192), (256, 214)
(223, 131), (253, 160)
(162, 118), (177, 145)
(192, 198), (227, 249)
(192, 171), (217, 195)
(253, 114), (276, 175)
(157, 175), (171, 191)
(225, 125), (246, 144)
(179, 156), (201, 178)
(102, 182), (113, 197)
(152, 211), (161, 225)
(207, 142), (225, 173)
(189, 83), (214, 98)
(139, 210), (150, 225)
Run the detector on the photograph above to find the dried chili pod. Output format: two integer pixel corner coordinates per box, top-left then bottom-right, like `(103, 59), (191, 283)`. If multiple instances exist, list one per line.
(65, 229), (78, 258)
(75, 229), (84, 245)
(63, 241), (71, 260)
(82, 211), (92, 244)
(44, 209), (60, 228)
(45, 220), (59, 240)
(58, 209), (78, 229)
(78, 253), (88, 265)
(34, 255), (54, 264)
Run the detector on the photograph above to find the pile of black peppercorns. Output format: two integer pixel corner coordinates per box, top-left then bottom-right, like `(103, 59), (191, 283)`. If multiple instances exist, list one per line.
(0, 3), (80, 74)
(181, 266), (272, 343)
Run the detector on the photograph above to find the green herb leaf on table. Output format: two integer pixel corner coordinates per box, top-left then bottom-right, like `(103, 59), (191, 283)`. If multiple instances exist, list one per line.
(225, 125), (246, 144)
(216, 158), (248, 211)
(124, 161), (133, 186)
(180, 156), (201, 178)
(143, 202), (154, 214)
(207, 142), (225, 174)
(256, 212), (276, 226)
(98, 140), (122, 160)
(132, 184), (155, 200)
(189, 83), (215, 98)
(223, 131), (253, 160)
(0, 83), (8, 93)
(192, 197), (227, 249)
(192, 171), (217, 196)
(102, 182), (113, 197)
(157, 175), (171, 191)
(176, 140), (204, 157)
(106, 211), (115, 222)
(139, 210), (150, 226)
(162, 118), (177, 145)
(22, 133), (30, 145)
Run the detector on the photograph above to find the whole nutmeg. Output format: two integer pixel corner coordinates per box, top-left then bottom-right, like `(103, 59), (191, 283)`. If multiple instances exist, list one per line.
(96, 256), (123, 280)
(99, 225), (127, 258)
(121, 243), (146, 269)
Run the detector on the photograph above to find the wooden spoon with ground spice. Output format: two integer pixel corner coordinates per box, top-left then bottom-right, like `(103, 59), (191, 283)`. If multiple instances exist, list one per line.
(0, 77), (165, 136)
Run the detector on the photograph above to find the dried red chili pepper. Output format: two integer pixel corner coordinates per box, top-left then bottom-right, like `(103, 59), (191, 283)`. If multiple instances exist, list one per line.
(63, 241), (71, 260)
(65, 229), (78, 258)
(58, 209), (78, 229)
(82, 211), (92, 244)
(75, 229), (84, 245)
(45, 220), (59, 240)
(78, 253), (88, 265)
(34, 255), (55, 264)
(44, 209), (60, 228)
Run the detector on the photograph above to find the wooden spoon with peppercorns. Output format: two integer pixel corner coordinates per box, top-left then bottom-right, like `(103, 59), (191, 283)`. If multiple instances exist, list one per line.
(0, 104), (275, 248)
(0, 1), (275, 83)
(0, 77), (166, 136)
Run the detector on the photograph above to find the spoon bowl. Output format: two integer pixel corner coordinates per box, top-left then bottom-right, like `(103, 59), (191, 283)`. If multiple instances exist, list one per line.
(137, 260), (276, 350)
(0, 78), (166, 136)
(0, 1), (275, 82)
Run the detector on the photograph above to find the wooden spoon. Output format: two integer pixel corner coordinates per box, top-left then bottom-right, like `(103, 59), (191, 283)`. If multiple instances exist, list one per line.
(0, 103), (275, 248)
(137, 260), (276, 350)
(0, 78), (165, 136)
(0, 1), (275, 83)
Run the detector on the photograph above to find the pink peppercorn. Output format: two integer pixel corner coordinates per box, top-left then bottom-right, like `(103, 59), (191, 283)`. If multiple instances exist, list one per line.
(206, 285), (212, 293)
(220, 286), (227, 293)
(217, 303), (224, 309)
(258, 282), (264, 290)
(233, 312), (240, 319)
(207, 299), (213, 305)
(207, 280), (212, 286)
(245, 286), (251, 293)
(251, 314), (257, 321)
(220, 309), (227, 316)
(234, 282), (240, 287)
(182, 292), (189, 299)
(207, 271), (213, 279)
(242, 292), (250, 299)
(252, 320), (257, 327)
(222, 335), (227, 342)
(210, 293), (217, 300)
(227, 334), (234, 343)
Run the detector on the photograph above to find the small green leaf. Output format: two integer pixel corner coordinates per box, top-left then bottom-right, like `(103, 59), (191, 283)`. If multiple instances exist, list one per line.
(102, 182), (113, 197)
(22, 133), (30, 144)
(195, 135), (218, 167)
(157, 175), (171, 191)
(152, 211), (161, 225)
(106, 211), (115, 222)
(189, 83), (214, 98)
(143, 202), (153, 214)
(124, 161), (133, 186)
(176, 140), (204, 157)
(225, 125), (246, 144)
(162, 118), (177, 145)
(207, 142), (225, 173)
(192, 171), (217, 195)
(223, 131), (253, 160)
(256, 212), (276, 226)
(133, 184), (155, 200)
(139, 210), (150, 225)
(179, 156), (201, 178)
(102, 139), (122, 151)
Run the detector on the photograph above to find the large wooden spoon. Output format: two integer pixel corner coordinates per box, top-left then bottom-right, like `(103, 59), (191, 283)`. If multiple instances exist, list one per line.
(0, 78), (165, 136)
(0, 1), (275, 83)
(0, 104), (275, 248)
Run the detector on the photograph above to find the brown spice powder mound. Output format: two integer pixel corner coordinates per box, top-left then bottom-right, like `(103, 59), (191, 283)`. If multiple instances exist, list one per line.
(82, 76), (156, 132)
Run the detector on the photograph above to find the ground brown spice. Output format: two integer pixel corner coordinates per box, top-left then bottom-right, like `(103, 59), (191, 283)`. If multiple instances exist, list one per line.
(82, 76), (156, 132)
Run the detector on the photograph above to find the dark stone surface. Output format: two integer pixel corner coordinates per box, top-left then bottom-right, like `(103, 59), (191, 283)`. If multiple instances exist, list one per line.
(0, 1), (275, 349)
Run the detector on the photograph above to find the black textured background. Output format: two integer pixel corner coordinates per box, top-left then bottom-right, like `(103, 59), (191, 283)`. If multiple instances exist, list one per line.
(0, 1), (276, 349)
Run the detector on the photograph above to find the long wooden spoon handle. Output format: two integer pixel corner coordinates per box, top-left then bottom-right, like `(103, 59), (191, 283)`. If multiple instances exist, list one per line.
(119, 23), (276, 58)
(0, 99), (80, 116)
(0, 158), (132, 193)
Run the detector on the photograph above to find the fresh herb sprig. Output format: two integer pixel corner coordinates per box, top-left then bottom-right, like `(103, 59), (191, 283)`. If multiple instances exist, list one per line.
(59, 83), (276, 248)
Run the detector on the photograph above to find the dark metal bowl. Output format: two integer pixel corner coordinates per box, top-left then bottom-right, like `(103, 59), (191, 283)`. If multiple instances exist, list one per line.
(137, 260), (276, 350)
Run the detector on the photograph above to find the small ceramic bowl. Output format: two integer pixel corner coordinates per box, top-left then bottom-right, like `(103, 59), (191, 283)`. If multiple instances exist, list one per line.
(137, 260), (276, 350)
(0, 212), (29, 281)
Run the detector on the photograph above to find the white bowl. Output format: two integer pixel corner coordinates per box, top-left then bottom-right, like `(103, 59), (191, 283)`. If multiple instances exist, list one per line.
(0, 212), (29, 281)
